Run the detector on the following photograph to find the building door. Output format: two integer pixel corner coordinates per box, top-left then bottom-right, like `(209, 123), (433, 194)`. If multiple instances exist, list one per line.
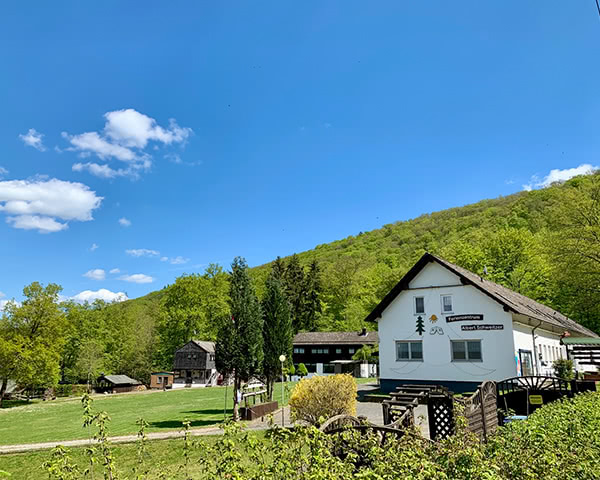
(519, 350), (534, 376)
(186, 370), (192, 383)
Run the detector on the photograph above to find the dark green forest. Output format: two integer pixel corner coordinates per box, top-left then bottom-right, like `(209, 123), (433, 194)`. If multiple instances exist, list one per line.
(4, 173), (600, 388)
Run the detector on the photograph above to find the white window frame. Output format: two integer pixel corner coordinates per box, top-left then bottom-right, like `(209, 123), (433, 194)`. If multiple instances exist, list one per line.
(349, 348), (355, 354)
(440, 294), (453, 314)
(451, 339), (482, 362)
(335, 348), (342, 354)
(395, 340), (424, 362)
(414, 296), (425, 315)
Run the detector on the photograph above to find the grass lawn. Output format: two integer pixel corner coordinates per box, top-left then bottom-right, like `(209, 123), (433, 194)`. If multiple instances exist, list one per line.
(0, 433), (267, 480)
(0, 382), (296, 446)
(0, 378), (377, 447)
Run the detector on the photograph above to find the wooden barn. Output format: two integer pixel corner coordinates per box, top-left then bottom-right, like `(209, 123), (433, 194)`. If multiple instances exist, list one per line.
(172, 340), (218, 388)
(95, 374), (141, 394)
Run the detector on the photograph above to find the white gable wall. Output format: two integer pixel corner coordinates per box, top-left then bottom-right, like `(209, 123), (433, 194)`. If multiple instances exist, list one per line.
(379, 262), (517, 385)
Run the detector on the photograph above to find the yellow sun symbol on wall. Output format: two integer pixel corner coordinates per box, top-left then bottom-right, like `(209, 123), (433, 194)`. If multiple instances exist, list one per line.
(429, 314), (438, 323)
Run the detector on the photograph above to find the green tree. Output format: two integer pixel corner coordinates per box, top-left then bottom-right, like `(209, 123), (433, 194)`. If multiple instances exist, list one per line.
(302, 261), (322, 332)
(0, 283), (66, 407)
(297, 363), (308, 378)
(283, 254), (305, 333)
(261, 271), (293, 399)
(215, 257), (263, 420)
(157, 265), (229, 369)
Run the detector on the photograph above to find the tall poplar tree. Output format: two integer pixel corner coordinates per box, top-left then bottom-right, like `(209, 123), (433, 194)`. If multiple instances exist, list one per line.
(215, 257), (263, 420)
(302, 260), (322, 331)
(284, 254), (305, 333)
(261, 272), (293, 400)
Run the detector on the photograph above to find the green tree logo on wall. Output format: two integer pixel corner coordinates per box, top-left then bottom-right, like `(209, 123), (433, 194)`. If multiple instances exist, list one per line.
(416, 315), (425, 336)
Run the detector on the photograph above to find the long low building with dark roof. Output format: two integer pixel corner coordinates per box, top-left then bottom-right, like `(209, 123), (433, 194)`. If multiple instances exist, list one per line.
(369, 252), (599, 393)
(292, 328), (379, 378)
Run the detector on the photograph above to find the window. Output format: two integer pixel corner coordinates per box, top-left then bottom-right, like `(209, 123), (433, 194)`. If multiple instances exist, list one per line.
(323, 364), (335, 374)
(441, 295), (453, 313)
(395, 341), (423, 361)
(323, 348), (329, 354)
(414, 296), (425, 315)
(311, 348), (318, 354)
(306, 364), (317, 373)
(294, 347), (305, 354)
(451, 340), (482, 362)
(349, 348), (355, 354)
(210, 354), (215, 361)
(157, 376), (162, 384)
(335, 348), (342, 354)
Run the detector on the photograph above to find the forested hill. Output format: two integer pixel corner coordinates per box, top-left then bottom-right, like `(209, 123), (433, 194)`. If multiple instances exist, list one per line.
(124, 172), (600, 336)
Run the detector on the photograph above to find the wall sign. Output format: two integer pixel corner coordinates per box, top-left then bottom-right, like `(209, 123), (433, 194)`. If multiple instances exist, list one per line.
(529, 395), (543, 405)
(446, 314), (484, 323)
(430, 326), (444, 335)
(461, 324), (504, 331)
(429, 314), (438, 323)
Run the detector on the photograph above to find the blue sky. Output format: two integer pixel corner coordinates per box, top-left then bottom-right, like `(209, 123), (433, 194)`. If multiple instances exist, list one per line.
(1, 1), (600, 304)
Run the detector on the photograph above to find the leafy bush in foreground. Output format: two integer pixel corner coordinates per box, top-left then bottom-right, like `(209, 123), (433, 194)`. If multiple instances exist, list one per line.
(39, 392), (600, 479)
(288, 374), (357, 425)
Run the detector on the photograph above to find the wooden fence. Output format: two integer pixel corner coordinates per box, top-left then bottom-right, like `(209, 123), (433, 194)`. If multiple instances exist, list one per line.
(457, 380), (497, 441)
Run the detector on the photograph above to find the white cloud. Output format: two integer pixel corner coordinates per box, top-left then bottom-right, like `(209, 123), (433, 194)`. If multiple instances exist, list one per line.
(104, 109), (192, 148)
(0, 291), (5, 298)
(72, 289), (128, 303)
(0, 167), (8, 178)
(0, 178), (102, 233)
(6, 215), (67, 233)
(19, 128), (46, 151)
(109, 268), (120, 274)
(160, 256), (169, 262)
(63, 131), (138, 162)
(90, 243), (99, 252)
(64, 109), (192, 180)
(119, 217), (132, 227)
(0, 299), (9, 311)
(170, 256), (189, 265)
(72, 159), (152, 179)
(83, 269), (106, 281)
(120, 273), (154, 284)
(126, 248), (159, 257)
(523, 164), (598, 191)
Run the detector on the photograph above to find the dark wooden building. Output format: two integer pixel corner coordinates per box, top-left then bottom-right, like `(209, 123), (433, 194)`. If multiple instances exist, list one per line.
(173, 340), (217, 388)
(292, 329), (379, 378)
(95, 374), (141, 394)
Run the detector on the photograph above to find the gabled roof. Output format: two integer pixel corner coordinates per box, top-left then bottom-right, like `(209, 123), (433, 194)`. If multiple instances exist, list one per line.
(100, 374), (140, 385)
(365, 252), (598, 338)
(293, 331), (379, 345)
(191, 340), (215, 353)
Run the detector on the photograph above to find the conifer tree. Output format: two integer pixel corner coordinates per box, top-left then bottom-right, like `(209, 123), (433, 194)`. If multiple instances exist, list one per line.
(261, 271), (293, 400)
(284, 254), (306, 333)
(215, 257), (263, 420)
(302, 260), (322, 331)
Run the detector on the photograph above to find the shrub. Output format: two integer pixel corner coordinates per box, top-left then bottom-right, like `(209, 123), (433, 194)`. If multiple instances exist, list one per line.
(552, 358), (574, 380)
(286, 363), (295, 379)
(288, 374), (356, 426)
(55, 384), (89, 397)
(296, 363), (308, 378)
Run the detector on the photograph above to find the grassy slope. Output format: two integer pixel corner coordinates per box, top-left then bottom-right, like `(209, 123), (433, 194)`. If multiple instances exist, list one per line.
(0, 383), (295, 446)
(117, 183), (561, 322)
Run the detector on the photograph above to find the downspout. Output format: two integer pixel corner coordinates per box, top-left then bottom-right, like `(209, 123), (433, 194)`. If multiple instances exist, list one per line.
(531, 320), (543, 376)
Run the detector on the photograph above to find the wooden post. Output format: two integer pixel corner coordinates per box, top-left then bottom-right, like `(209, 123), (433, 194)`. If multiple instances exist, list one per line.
(478, 388), (487, 442)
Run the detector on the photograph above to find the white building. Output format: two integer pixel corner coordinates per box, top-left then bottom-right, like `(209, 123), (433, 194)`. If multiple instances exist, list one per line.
(367, 253), (598, 393)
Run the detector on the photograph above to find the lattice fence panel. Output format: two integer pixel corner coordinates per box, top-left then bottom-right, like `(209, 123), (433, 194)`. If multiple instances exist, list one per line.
(428, 396), (454, 441)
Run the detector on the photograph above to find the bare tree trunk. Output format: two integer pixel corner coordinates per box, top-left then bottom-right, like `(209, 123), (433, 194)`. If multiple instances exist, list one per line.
(0, 377), (8, 408)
